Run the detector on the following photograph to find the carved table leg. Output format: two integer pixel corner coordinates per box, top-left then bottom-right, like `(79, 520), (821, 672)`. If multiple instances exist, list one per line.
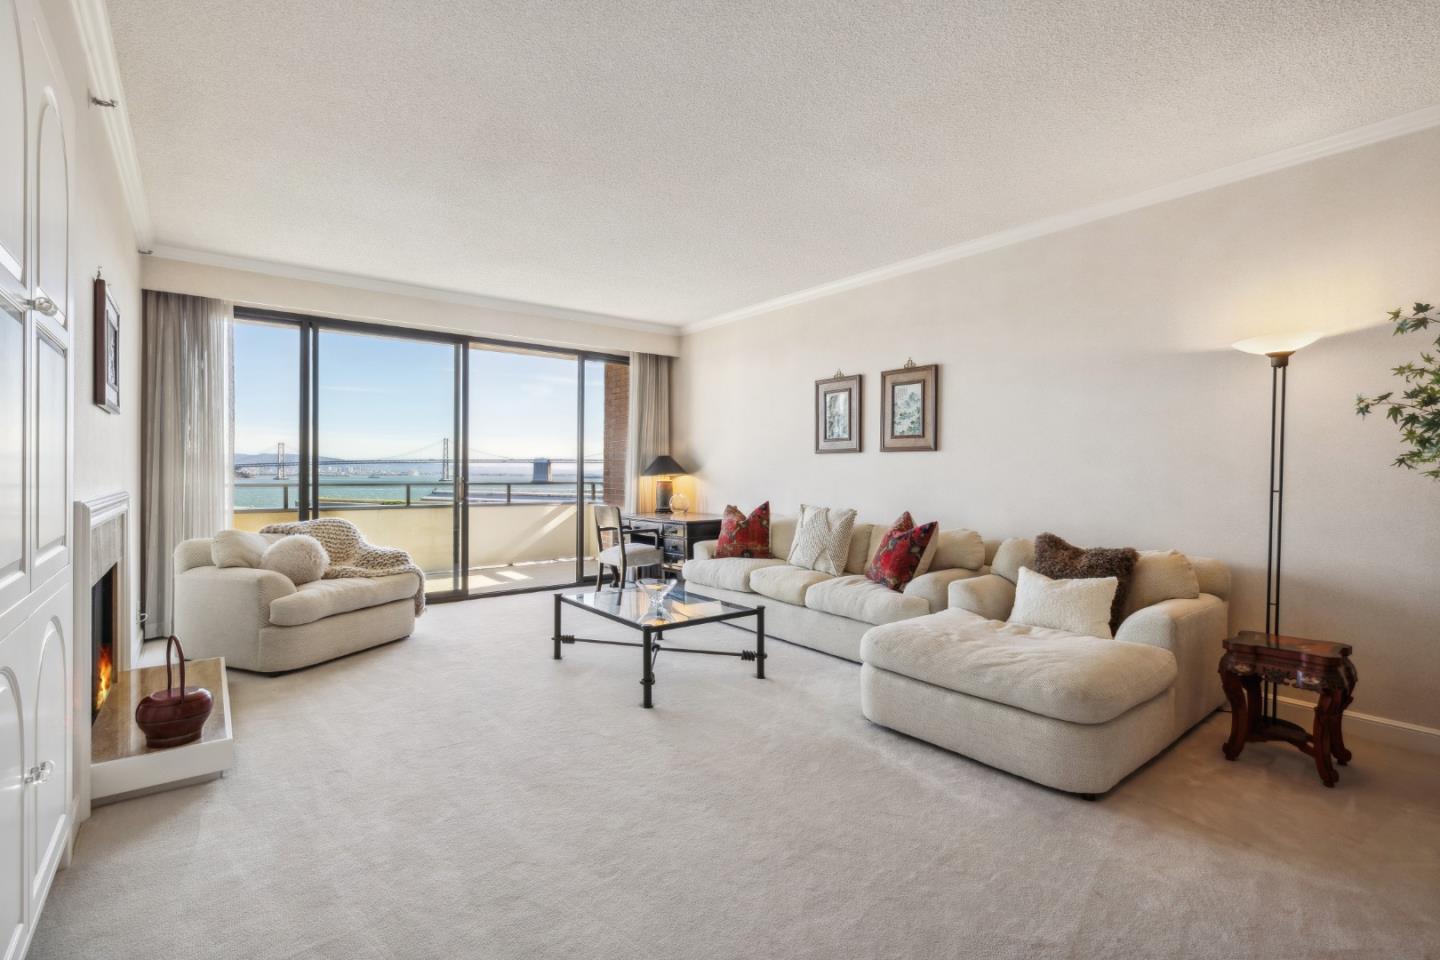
(1220, 667), (1249, 761)
(1330, 687), (1354, 766)
(1312, 690), (1340, 787)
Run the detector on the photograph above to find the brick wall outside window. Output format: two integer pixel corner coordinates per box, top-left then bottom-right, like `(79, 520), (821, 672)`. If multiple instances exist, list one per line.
(602, 363), (629, 507)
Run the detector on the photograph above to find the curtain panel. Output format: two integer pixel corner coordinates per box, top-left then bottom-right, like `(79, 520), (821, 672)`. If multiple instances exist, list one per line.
(624, 353), (672, 514)
(141, 291), (233, 637)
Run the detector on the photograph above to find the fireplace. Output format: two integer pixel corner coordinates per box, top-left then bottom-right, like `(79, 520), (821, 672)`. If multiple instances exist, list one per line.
(91, 565), (118, 721)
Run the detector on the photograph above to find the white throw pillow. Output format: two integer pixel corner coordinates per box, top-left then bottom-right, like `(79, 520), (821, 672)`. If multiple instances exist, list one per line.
(787, 504), (858, 576)
(211, 529), (271, 569)
(260, 534), (329, 585)
(1008, 566), (1118, 639)
(1123, 550), (1201, 618)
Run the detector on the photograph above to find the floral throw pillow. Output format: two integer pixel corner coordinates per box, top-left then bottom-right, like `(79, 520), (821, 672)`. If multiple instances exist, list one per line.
(865, 512), (938, 591)
(716, 502), (771, 558)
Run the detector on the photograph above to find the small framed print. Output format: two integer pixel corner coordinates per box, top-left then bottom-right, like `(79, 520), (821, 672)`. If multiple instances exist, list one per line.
(881, 362), (937, 451)
(815, 373), (861, 453)
(94, 276), (120, 413)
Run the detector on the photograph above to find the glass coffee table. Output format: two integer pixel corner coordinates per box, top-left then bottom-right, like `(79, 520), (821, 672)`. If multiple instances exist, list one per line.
(552, 586), (766, 708)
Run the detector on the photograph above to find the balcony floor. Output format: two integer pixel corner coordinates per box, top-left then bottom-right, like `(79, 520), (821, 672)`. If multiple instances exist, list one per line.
(428, 558), (598, 597)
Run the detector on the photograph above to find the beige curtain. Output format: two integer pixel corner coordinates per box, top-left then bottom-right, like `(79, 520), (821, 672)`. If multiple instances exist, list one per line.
(141, 291), (233, 637)
(624, 353), (672, 514)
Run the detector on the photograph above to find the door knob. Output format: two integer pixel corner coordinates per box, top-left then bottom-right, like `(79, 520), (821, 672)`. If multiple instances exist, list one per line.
(23, 761), (54, 785)
(23, 296), (58, 317)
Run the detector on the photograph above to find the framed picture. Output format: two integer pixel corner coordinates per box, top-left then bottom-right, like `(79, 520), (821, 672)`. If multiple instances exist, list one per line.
(93, 276), (120, 413)
(815, 373), (861, 453)
(880, 362), (937, 451)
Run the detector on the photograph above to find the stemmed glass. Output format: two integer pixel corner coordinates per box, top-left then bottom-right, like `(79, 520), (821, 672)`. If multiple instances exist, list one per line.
(637, 578), (674, 618)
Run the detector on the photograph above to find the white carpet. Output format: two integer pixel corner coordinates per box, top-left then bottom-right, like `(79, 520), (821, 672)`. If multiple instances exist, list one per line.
(32, 592), (1440, 959)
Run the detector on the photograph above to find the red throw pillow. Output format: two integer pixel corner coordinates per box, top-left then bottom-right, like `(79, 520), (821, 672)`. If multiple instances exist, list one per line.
(716, 502), (771, 558)
(866, 512), (937, 591)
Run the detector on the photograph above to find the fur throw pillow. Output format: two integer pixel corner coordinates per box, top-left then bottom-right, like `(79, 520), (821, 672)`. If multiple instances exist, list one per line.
(260, 534), (329, 585)
(1032, 532), (1139, 634)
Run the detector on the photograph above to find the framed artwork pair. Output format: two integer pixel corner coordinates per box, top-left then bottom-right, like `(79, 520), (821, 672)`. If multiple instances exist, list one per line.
(814, 361), (938, 453)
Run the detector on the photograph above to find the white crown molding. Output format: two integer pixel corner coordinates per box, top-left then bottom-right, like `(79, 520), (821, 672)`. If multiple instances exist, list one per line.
(685, 105), (1440, 334)
(146, 244), (681, 336)
(69, 0), (153, 249)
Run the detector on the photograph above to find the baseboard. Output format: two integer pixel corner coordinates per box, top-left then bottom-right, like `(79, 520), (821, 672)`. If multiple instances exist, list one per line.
(1270, 695), (1440, 757)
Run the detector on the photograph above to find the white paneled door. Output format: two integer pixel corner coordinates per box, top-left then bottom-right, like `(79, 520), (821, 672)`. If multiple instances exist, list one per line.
(0, 0), (75, 957)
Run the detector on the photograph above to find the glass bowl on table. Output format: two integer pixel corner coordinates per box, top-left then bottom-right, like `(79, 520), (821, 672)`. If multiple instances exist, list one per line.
(636, 578), (675, 619)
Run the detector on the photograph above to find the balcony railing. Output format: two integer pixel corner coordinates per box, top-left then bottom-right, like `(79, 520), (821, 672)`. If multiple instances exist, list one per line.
(231, 479), (612, 582)
(234, 479), (604, 512)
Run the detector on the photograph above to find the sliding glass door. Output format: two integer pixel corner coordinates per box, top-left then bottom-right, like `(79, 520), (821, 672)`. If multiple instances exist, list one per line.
(229, 308), (627, 601)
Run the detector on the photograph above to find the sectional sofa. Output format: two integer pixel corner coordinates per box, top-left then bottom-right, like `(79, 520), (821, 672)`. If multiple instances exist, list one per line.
(681, 518), (1230, 796)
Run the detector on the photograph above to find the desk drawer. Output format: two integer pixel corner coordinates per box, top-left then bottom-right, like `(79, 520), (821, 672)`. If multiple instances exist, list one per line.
(662, 523), (686, 538)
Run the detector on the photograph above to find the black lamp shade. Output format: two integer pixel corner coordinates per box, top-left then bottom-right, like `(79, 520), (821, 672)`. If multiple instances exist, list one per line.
(642, 455), (687, 477)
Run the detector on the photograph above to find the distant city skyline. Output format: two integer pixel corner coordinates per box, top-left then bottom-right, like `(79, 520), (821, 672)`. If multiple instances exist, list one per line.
(234, 322), (610, 461)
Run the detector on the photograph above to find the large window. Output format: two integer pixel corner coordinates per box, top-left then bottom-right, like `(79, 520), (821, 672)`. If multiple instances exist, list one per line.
(229, 310), (627, 600)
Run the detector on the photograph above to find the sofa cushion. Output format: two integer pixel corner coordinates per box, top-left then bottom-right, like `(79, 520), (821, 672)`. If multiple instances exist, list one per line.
(269, 572), (421, 627)
(749, 564), (831, 605)
(866, 513), (939, 590)
(681, 556), (787, 593)
(1033, 532), (1139, 634)
(932, 528), (985, 571)
(1123, 550), (1201, 618)
(716, 501), (772, 558)
(844, 523), (877, 574)
(861, 609), (1178, 725)
(211, 529), (272, 569)
(770, 517), (798, 560)
(805, 574), (930, 625)
(990, 537), (1035, 584)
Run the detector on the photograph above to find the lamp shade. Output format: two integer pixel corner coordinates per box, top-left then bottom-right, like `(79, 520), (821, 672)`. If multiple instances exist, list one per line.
(1231, 331), (1324, 356)
(642, 455), (688, 477)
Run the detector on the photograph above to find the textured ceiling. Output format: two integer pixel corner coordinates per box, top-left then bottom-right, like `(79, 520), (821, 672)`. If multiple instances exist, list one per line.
(108, 0), (1440, 326)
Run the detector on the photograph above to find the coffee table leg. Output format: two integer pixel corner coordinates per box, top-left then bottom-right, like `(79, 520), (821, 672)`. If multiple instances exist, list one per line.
(641, 626), (654, 709)
(755, 607), (766, 679)
(553, 595), (562, 660)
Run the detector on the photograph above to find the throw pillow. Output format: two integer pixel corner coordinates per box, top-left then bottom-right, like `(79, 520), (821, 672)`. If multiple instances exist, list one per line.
(1123, 550), (1201, 618)
(1008, 566), (1119, 639)
(211, 529), (271, 569)
(1032, 532), (1139, 634)
(715, 502), (772, 558)
(260, 534), (329, 585)
(865, 513), (939, 591)
(787, 504), (858, 576)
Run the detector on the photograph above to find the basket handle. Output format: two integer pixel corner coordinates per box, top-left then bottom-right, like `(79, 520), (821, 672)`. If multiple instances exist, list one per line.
(165, 635), (187, 697)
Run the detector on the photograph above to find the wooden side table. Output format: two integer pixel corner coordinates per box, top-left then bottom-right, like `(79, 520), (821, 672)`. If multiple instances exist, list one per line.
(1218, 631), (1357, 787)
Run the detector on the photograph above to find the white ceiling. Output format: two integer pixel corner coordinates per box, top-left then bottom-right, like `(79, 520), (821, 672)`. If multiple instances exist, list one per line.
(107, 0), (1440, 328)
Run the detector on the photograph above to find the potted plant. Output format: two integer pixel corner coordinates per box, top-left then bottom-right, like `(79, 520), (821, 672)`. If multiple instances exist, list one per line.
(1355, 302), (1440, 480)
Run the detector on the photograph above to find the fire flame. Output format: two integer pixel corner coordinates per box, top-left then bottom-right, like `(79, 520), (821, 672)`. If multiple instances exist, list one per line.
(95, 645), (114, 713)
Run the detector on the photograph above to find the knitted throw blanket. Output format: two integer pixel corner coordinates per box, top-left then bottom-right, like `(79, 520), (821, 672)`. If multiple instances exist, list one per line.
(259, 517), (426, 616)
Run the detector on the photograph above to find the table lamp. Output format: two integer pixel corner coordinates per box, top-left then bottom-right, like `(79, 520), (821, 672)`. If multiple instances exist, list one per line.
(642, 455), (688, 514)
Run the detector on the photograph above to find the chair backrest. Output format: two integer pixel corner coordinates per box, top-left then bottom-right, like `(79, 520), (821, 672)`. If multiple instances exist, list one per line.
(594, 503), (622, 554)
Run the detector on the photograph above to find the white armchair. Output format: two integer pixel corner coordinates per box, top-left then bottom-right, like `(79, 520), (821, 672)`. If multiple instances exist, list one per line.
(172, 537), (419, 673)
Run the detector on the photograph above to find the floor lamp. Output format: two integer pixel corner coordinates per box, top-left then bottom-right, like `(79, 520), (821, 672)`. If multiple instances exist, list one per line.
(1231, 331), (1323, 723)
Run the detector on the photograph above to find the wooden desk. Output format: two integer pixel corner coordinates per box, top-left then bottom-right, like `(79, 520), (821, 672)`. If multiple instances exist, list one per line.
(1219, 631), (1357, 787)
(623, 512), (724, 578)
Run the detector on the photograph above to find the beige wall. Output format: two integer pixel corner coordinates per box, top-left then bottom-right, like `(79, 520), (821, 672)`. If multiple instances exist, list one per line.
(41, 0), (145, 639)
(675, 127), (1440, 732)
(141, 256), (681, 357)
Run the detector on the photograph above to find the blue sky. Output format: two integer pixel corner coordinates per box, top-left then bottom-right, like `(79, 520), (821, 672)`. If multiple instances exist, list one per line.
(233, 322), (610, 461)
